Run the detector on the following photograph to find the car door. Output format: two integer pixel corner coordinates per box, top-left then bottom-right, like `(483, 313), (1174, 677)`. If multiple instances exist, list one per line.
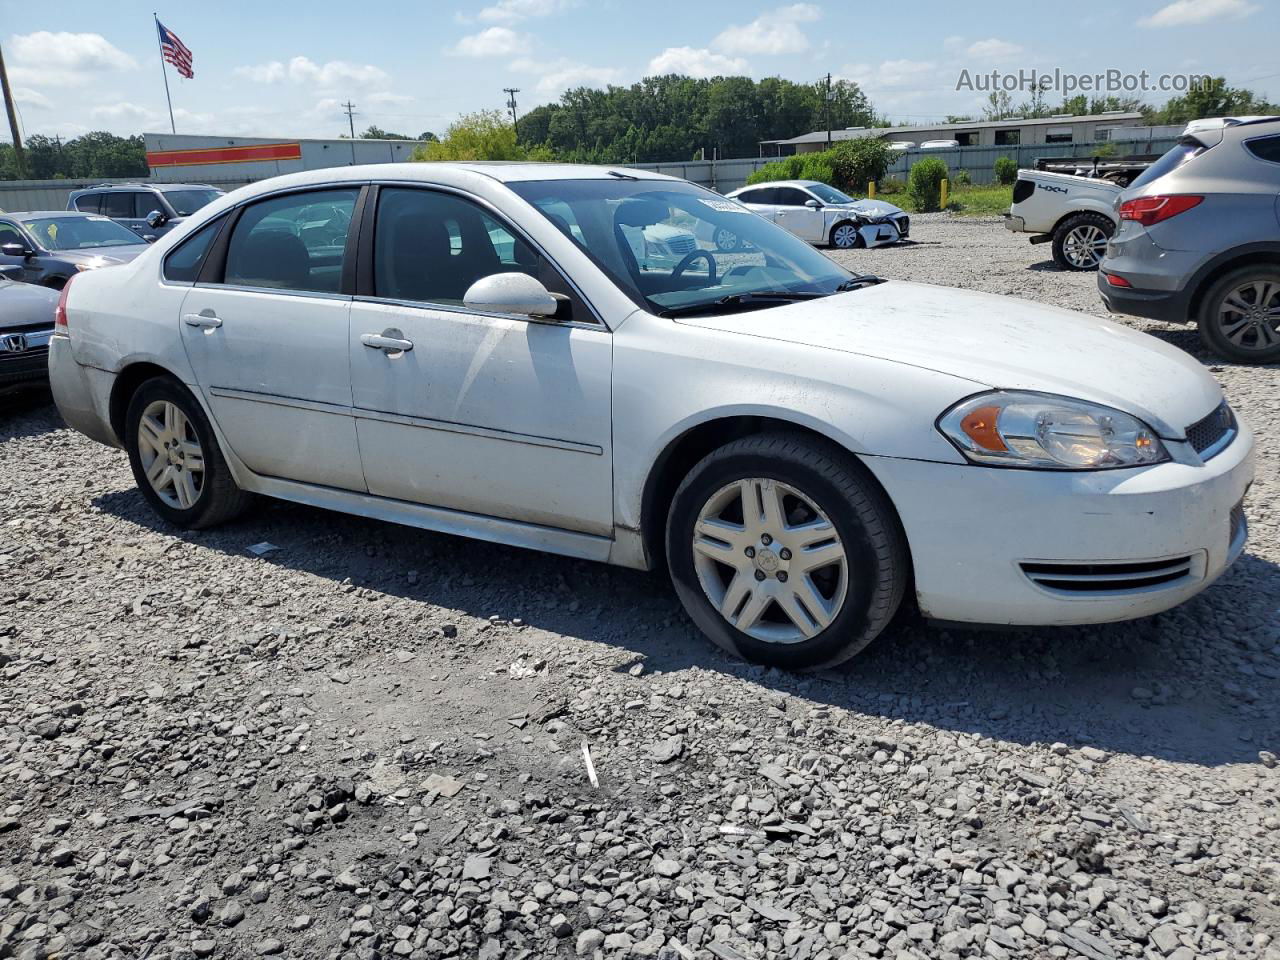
(774, 187), (824, 242)
(0, 219), (41, 283)
(348, 185), (613, 536)
(178, 185), (367, 491)
(99, 191), (150, 240)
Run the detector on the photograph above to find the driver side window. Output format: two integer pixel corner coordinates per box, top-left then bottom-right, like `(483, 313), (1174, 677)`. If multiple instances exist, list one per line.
(774, 188), (810, 207)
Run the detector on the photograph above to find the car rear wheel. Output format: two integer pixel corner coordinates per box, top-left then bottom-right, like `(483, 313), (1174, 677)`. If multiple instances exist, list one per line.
(125, 377), (252, 528)
(1198, 266), (1280, 363)
(1051, 213), (1112, 271)
(666, 433), (909, 670)
(830, 221), (862, 249)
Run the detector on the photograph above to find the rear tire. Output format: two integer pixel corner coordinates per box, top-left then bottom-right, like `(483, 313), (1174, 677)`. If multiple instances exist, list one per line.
(1197, 265), (1280, 363)
(124, 377), (252, 529)
(1051, 213), (1112, 271)
(665, 433), (909, 670)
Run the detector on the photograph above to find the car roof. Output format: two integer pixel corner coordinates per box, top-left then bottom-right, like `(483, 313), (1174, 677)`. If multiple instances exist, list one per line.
(72, 182), (219, 192)
(229, 162), (680, 195)
(730, 180), (825, 193)
(1183, 115), (1280, 135)
(4, 210), (109, 219)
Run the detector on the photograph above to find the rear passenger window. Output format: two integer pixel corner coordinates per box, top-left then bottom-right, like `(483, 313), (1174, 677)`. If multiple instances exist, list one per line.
(100, 193), (138, 218)
(163, 217), (224, 283)
(1246, 136), (1280, 165)
(223, 188), (358, 293)
(74, 194), (102, 214)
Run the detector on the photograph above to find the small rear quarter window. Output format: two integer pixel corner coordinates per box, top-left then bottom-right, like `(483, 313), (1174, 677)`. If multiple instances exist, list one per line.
(74, 194), (102, 214)
(1245, 135), (1280, 165)
(163, 217), (224, 283)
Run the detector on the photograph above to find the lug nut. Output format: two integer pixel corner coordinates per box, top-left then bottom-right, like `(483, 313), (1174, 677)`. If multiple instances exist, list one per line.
(777, 572), (788, 583)
(779, 548), (792, 561)
(761, 534), (773, 546)
(754, 570), (766, 581)
(744, 546), (756, 558)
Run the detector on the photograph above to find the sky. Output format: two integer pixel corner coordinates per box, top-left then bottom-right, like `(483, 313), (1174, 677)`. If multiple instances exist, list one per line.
(1, 0), (1278, 143)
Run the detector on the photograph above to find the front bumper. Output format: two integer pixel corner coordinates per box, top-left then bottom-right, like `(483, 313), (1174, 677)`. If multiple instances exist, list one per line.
(0, 326), (54, 395)
(865, 423), (1255, 626)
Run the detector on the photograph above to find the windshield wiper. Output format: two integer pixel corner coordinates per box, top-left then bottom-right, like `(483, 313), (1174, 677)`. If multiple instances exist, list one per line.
(659, 290), (826, 318)
(835, 274), (885, 292)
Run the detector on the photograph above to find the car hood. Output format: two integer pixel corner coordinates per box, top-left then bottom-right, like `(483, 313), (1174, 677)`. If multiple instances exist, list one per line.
(57, 245), (148, 268)
(837, 199), (906, 219)
(677, 280), (1221, 438)
(0, 281), (59, 326)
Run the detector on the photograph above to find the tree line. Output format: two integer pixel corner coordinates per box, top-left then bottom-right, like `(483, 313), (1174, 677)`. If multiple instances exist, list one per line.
(0, 132), (149, 182)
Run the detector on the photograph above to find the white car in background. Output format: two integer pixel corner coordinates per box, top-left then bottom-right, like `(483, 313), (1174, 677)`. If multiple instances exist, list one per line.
(48, 163), (1252, 670)
(725, 180), (909, 249)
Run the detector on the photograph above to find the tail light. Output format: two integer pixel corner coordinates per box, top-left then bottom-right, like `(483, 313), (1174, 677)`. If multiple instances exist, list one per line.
(1104, 273), (1132, 288)
(54, 275), (75, 327)
(1119, 195), (1203, 227)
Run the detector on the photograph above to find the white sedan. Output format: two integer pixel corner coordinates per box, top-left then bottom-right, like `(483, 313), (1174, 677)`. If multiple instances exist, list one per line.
(725, 179), (910, 249)
(49, 163), (1253, 669)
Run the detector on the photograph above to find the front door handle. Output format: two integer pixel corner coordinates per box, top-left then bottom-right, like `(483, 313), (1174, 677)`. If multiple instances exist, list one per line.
(183, 311), (222, 329)
(360, 329), (414, 353)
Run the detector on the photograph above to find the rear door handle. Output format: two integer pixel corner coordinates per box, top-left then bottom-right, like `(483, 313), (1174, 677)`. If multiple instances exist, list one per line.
(360, 330), (414, 353)
(183, 312), (222, 329)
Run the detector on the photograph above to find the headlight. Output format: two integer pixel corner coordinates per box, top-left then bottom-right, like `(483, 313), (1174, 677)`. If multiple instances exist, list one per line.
(938, 391), (1169, 469)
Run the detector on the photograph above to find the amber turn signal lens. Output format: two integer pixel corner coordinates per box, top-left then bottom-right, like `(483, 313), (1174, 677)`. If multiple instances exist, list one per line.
(960, 405), (1008, 452)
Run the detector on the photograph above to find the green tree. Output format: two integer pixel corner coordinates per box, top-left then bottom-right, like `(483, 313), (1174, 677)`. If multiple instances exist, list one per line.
(412, 110), (526, 161)
(1150, 78), (1277, 125)
(361, 125), (413, 140)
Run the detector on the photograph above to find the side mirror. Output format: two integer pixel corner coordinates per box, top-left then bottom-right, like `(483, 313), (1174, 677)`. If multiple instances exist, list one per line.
(0, 264), (22, 280)
(146, 210), (168, 229)
(143, 235), (158, 243)
(804, 198), (823, 209)
(463, 273), (559, 319)
(1, 242), (31, 259)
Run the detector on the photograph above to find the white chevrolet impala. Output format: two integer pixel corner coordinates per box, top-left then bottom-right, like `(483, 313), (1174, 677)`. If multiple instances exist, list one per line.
(49, 164), (1253, 669)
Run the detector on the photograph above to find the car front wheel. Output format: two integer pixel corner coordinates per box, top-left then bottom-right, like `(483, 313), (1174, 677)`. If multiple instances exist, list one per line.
(1198, 266), (1280, 363)
(829, 221), (862, 249)
(666, 433), (909, 669)
(125, 377), (252, 528)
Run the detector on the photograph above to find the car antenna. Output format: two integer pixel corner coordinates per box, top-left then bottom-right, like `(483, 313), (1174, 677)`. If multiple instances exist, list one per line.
(607, 170), (639, 180)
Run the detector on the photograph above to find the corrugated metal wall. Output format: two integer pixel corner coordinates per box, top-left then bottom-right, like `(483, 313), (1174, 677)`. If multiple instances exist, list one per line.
(0, 137), (1182, 212)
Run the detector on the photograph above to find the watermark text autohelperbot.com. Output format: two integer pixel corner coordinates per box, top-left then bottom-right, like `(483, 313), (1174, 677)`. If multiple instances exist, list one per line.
(957, 69), (1218, 97)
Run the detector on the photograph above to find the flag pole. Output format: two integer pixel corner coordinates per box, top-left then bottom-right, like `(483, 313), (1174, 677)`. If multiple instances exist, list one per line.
(154, 13), (176, 134)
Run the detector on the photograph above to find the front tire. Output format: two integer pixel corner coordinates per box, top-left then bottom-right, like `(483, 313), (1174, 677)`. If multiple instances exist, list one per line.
(665, 433), (909, 670)
(125, 377), (251, 529)
(1197, 266), (1280, 363)
(829, 221), (862, 250)
(1051, 213), (1112, 271)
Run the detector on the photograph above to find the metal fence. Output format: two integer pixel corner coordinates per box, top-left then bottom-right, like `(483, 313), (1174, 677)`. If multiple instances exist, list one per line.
(0, 136), (1182, 211)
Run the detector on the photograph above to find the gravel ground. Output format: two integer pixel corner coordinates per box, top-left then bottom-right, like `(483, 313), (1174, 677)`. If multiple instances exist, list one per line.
(1, 213), (1278, 960)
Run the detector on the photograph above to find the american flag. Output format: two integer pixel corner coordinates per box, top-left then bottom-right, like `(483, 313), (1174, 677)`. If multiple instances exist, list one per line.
(157, 20), (193, 79)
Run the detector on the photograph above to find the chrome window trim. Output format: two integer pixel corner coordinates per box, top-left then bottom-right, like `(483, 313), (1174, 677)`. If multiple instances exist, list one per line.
(367, 179), (608, 328)
(192, 282), (353, 302)
(352, 293), (603, 332)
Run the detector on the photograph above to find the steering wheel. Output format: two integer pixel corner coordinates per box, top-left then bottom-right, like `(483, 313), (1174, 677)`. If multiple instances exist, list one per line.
(672, 249), (717, 284)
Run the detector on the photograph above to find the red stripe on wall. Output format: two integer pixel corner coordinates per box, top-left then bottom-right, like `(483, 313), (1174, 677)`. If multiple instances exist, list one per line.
(146, 142), (303, 168)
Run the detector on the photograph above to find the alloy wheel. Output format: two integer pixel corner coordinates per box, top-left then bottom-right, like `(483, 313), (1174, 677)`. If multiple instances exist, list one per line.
(1063, 224), (1108, 268)
(1217, 279), (1280, 352)
(136, 399), (205, 510)
(691, 478), (848, 644)
(832, 224), (859, 249)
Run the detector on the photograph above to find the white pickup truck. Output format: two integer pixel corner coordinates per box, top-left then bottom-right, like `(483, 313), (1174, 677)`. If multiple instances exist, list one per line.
(1003, 169), (1122, 271)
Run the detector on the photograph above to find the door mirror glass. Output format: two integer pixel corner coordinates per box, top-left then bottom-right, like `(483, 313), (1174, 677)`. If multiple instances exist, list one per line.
(464, 272), (559, 318)
(146, 209), (168, 229)
(804, 198), (823, 209)
(1, 242), (30, 258)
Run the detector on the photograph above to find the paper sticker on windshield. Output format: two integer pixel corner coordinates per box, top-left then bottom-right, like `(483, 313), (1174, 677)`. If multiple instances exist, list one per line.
(699, 198), (747, 213)
(88, 216), (112, 222)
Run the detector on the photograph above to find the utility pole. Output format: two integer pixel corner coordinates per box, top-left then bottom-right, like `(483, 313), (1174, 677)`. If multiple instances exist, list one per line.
(824, 72), (833, 150)
(503, 88), (520, 137)
(0, 38), (27, 178)
(342, 101), (357, 164)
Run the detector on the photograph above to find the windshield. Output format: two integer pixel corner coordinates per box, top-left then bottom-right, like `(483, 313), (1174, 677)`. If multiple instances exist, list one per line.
(508, 179), (856, 315)
(162, 189), (223, 217)
(806, 183), (857, 205)
(21, 216), (143, 251)
(1128, 138), (1210, 190)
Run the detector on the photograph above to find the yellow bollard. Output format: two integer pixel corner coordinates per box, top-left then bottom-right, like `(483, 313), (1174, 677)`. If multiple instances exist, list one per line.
(868, 181), (876, 199)
(940, 178), (949, 210)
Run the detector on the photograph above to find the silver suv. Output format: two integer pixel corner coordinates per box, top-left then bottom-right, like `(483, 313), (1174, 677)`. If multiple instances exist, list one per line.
(67, 182), (224, 242)
(1098, 116), (1280, 363)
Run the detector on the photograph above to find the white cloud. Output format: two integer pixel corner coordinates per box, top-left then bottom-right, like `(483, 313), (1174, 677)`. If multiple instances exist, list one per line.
(846, 59), (940, 91)
(451, 27), (529, 57)
(13, 87), (53, 110)
(965, 38), (1024, 59)
(647, 47), (748, 79)
(513, 58), (622, 95)
(88, 101), (213, 132)
(713, 3), (821, 56)
(233, 56), (389, 88)
(476, 0), (575, 23)
(1138, 0), (1259, 27)
(7, 31), (138, 87)
(89, 102), (152, 122)
(366, 91), (415, 106)
(943, 35), (966, 51)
